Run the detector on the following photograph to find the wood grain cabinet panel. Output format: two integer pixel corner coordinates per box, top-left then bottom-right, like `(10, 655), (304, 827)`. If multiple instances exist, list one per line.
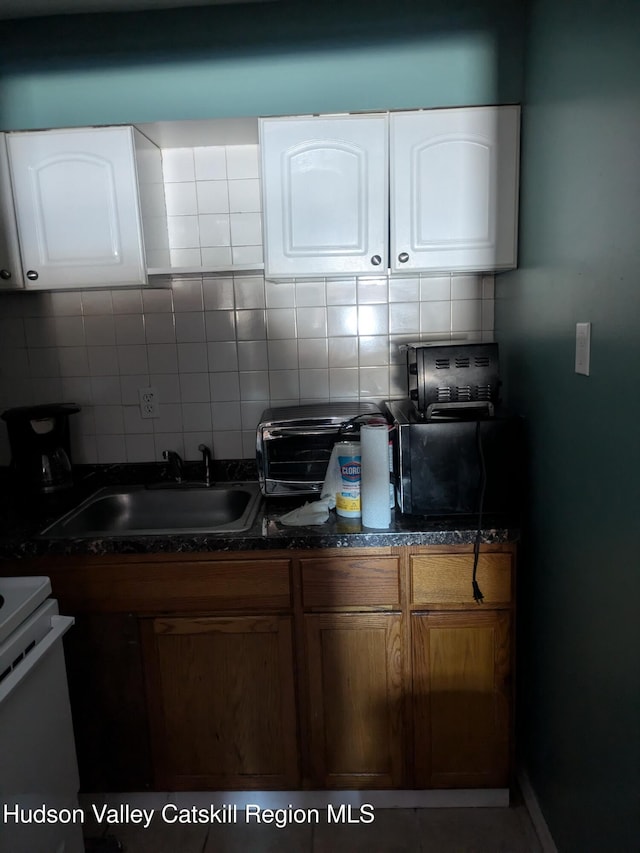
(412, 610), (511, 788)
(143, 614), (299, 790)
(13, 544), (516, 792)
(411, 552), (512, 609)
(63, 612), (152, 792)
(304, 612), (404, 788)
(301, 555), (400, 608)
(42, 558), (292, 612)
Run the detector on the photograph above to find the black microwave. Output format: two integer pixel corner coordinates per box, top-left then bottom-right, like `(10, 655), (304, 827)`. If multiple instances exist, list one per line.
(385, 399), (523, 517)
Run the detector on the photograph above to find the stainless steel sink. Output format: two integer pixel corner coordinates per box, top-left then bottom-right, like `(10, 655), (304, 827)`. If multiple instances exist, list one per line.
(40, 482), (262, 538)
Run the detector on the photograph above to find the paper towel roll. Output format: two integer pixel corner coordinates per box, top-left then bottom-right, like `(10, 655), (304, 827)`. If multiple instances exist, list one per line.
(360, 424), (391, 529)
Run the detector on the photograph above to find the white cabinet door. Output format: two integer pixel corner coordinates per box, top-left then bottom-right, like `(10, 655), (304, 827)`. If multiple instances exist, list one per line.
(7, 126), (147, 289)
(391, 106), (520, 273)
(260, 115), (388, 277)
(0, 134), (23, 290)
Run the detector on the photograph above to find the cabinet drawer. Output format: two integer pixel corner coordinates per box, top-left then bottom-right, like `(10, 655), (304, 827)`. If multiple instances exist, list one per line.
(411, 553), (512, 608)
(301, 556), (400, 608)
(45, 558), (292, 612)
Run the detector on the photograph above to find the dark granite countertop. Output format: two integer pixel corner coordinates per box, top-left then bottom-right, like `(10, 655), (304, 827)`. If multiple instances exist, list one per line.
(0, 463), (520, 560)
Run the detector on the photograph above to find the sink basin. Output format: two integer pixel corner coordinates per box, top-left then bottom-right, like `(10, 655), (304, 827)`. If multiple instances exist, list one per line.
(40, 482), (262, 538)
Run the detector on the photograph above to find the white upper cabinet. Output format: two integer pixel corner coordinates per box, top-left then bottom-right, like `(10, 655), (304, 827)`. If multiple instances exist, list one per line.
(0, 134), (24, 290)
(390, 106), (520, 273)
(6, 126), (158, 289)
(260, 115), (388, 277)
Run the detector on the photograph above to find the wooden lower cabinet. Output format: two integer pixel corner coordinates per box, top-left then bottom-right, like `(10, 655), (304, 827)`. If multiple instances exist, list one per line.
(304, 612), (404, 789)
(141, 613), (299, 790)
(10, 543), (515, 792)
(63, 612), (152, 792)
(412, 610), (511, 788)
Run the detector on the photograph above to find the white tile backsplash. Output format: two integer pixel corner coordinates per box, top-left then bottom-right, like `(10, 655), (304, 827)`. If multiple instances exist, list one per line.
(117, 345), (148, 375)
(84, 315), (116, 346)
(228, 179), (261, 213)
(169, 248), (202, 267)
(198, 213), (230, 247)
(144, 313), (176, 344)
(297, 338), (327, 369)
(238, 340), (268, 371)
(112, 289), (143, 314)
(162, 148), (196, 183)
(193, 146), (226, 181)
(82, 290), (113, 315)
(296, 306), (327, 339)
(167, 215), (200, 249)
(201, 247), (233, 267)
(197, 181), (230, 214)
(239, 370), (269, 401)
(225, 145), (259, 180)
(210, 371), (240, 402)
(0, 263), (494, 463)
(207, 341), (238, 372)
(179, 373), (210, 403)
(174, 312), (206, 342)
(161, 145), (262, 270)
(230, 212), (262, 247)
(164, 182), (198, 216)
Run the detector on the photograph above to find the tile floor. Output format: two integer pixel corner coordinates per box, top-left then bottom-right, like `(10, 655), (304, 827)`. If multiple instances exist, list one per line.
(84, 801), (543, 852)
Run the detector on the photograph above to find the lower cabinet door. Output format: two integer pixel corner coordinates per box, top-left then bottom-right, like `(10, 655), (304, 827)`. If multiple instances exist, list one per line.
(64, 613), (152, 792)
(142, 614), (299, 790)
(412, 610), (511, 788)
(304, 612), (404, 788)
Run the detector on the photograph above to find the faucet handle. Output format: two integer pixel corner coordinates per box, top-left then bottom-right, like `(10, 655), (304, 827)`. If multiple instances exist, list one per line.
(198, 444), (212, 486)
(162, 449), (184, 483)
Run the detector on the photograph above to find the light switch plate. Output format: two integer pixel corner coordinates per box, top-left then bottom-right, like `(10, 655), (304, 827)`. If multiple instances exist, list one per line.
(575, 322), (591, 376)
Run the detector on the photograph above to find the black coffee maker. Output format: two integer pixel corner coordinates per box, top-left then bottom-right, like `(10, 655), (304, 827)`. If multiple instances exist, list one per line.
(2, 403), (80, 493)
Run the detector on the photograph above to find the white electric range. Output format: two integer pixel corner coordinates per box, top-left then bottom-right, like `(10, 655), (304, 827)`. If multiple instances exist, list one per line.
(0, 576), (84, 853)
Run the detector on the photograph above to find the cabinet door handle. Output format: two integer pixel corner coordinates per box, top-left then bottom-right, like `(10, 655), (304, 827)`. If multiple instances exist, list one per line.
(370, 254), (382, 266)
(26, 270), (39, 280)
(398, 252), (410, 264)
(0, 269), (11, 280)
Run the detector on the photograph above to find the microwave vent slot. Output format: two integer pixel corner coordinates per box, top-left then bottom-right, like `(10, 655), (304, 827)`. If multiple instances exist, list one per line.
(477, 384), (492, 400)
(435, 358), (450, 370)
(456, 385), (472, 401)
(475, 356), (490, 367)
(437, 387), (452, 401)
(454, 356), (470, 368)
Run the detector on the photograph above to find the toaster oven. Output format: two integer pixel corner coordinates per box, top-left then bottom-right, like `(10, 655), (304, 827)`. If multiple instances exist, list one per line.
(405, 342), (500, 419)
(256, 402), (382, 496)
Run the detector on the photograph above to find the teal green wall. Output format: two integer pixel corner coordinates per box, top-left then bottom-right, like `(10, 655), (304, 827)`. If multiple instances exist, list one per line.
(0, 0), (524, 129)
(497, 1), (640, 850)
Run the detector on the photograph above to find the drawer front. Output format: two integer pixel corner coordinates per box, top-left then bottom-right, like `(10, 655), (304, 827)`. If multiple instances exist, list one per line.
(411, 553), (512, 608)
(301, 556), (400, 608)
(45, 559), (292, 612)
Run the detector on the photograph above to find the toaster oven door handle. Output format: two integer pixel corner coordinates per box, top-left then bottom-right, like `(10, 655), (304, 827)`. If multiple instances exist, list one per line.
(265, 479), (323, 494)
(263, 427), (338, 438)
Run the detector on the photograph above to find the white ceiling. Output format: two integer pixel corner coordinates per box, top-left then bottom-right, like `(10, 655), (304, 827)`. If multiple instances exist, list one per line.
(0, 0), (276, 19)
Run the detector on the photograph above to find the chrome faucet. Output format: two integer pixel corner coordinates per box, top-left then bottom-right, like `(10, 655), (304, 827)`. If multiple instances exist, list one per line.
(162, 450), (184, 483)
(198, 443), (213, 487)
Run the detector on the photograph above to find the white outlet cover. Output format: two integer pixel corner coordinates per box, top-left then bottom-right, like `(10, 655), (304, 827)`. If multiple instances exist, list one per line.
(138, 386), (160, 418)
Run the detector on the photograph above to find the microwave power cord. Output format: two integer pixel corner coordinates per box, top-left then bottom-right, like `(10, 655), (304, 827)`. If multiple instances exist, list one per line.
(472, 420), (486, 604)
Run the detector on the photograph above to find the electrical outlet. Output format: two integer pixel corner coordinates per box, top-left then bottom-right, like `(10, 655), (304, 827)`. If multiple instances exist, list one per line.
(138, 386), (160, 419)
(575, 322), (591, 376)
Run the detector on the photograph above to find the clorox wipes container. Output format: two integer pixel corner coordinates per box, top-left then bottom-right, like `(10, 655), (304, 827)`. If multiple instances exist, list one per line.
(335, 441), (362, 518)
